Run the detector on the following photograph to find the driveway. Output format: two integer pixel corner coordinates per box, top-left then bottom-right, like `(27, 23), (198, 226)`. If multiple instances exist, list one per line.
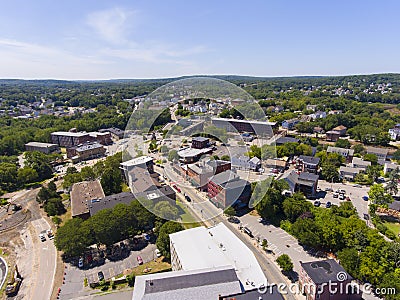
(59, 243), (156, 300)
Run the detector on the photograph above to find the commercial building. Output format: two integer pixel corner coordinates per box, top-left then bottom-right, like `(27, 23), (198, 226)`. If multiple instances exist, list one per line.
(99, 127), (125, 139)
(191, 137), (210, 149)
(299, 259), (361, 300)
(88, 192), (135, 216)
(25, 142), (60, 154)
(207, 170), (251, 208)
(177, 147), (213, 163)
(51, 130), (112, 147)
(297, 155), (320, 173)
(66, 142), (105, 161)
(327, 146), (354, 163)
(70, 180), (105, 219)
(211, 117), (276, 137)
(282, 170), (319, 197)
(120, 156), (154, 174)
(169, 223), (267, 291)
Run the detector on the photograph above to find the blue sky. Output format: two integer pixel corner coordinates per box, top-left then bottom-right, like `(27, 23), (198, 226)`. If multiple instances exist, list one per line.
(0, 0), (399, 79)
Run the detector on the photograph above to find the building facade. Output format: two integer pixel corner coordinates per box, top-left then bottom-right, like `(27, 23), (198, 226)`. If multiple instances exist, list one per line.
(25, 142), (60, 154)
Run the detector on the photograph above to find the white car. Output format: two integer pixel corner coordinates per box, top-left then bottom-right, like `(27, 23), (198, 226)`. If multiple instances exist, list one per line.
(39, 234), (46, 242)
(155, 249), (161, 258)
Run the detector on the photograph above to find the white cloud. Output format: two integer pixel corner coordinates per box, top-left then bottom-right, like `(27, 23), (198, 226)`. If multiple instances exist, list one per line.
(86, 7), (134, 44)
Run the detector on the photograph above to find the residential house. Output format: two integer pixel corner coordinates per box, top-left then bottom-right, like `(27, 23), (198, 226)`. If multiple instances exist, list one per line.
(332, 125), (347, 136)
(389, 124), (400, 141)
(325, 131), (341, 142)
(309, 111), (326, 120)
(326, 146), (354, 163)
(282, 170), (319, 197)
(231, 155), (261, 171)
(207, 170), (251, 208)
(339, 166), (364, 181)
(282, 118), (299, 130)
(313, 126), (325, 134)
(299, 259), (361, 300)
(366, 146), (389, 165)
(351, 157), (371, 170)
(384, 162), (399, 175)
(297, 155), (320, 173)
(265, 158), (287, 171)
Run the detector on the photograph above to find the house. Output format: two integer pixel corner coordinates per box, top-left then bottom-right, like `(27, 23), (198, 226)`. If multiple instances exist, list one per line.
(282, 118), (299, 130)
(231, 155), (261, 171)
(282, 170), (319, 197)
(351, 157), (371, 170)
(66, 142), (106, 162)
(339, 166), (364, 181)
(384, 162), (399, 175)
(275, 136), (300, 145)
(265, 158), (287, 171)
(169, 223), (267, 291)
(306, 104), (317, 112)
(388, 124), (400, 140)
(309, 111), (326, 120)
(325, 131), (341, 142)
(70, 180), (105, 219)
(328, 110), (342, 115)
(297, 155), (320, 173)
(207, 170), (251, 208)
(327, 146), (354, 163)
(25, 142), (60, 154)
(299, 259), (361, 300)
(191, 137), (209, 149)
(332, 125), (347, 136)
(313, 126), (325, 134)
(366, 146), (388, 164)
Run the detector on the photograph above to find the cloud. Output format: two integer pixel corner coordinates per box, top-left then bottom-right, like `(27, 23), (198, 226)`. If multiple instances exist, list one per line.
(86, 7), (134, 44)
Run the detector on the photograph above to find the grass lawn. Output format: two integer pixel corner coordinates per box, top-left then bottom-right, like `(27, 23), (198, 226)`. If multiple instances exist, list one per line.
(121, 182), (130, 192)
(384, 221), (400, 236)
(130, 258), (171, 276)
(60, 207), (72, 226)
(176, 202), (203, 229)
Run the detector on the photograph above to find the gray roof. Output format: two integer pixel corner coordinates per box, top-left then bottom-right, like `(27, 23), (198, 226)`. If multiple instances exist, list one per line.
(25, 141), (59, 148)
(298, 155), (320, 165)
(222, 286), (284, 300)
(327, 146), (354, 156)
(132, 266), (243, 300)
(88, 192), (135, 216)
(366, 146), (389, 155)
(389, 200), (400, 211)
(275, 137), (300, 145)
(192, 136), (209, 142)
(209, 170), (239, 186)
(298, 172), (319, 182)
(74, 142), (104, 152)
(301, 259), (352, 284)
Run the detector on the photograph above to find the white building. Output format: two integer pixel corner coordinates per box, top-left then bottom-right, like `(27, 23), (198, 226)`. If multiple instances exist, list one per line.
(169, 223), (267, 291)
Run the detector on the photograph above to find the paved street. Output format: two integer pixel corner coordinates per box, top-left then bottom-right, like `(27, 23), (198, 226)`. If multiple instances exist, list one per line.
(59, 244), (156, 300)
(0, 256), (7, 290)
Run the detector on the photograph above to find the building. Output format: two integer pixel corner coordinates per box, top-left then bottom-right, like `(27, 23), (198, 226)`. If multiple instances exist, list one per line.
(384, 162), (399, 175)
(208, 170), (251, 208)
(282, 118), (299, 130)
(297, 155), (320, 173)
(265, 158), (287, 171)
(99, 127), (125, 139)
(309, 111), (327, 120)
(231, 155), (261, 171)
(177, 147), (213, 163)
(339, 166), (364, 181)
(183, 159), (231, 191)
(120, 156), (154, 174)
(66, 142), (106, 161)
(388, 124), (400, 140)
(282, 170), (319, 197)
(25, 142), (60, 154)
(274, 136), (300, 145)
(366, 146), (388, 164)
(169, 223), (267, 291)
(88, 131), (112, 145)
(350, 157), (371, 170)
(51, 131), (90, 147)
(191, 137), (210, 149)
(325, 131), (341, 142)
(327, 146), (354, 163)
(313, 126), (325, 134)
(70, 180), (105, 219)
(332, 125), (347, 136)
(132, 266), (243, 300)
(127, 167), (161, 193)
(88, 192), (135, 216)
(211, 117), (276, 137)
(299, 259), (361, 300)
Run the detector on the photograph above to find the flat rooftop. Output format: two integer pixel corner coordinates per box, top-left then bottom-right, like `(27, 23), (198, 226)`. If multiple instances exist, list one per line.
(25, 142), (59, 148)
(212, 117), (276, 126)
(169, 223), (267, 291)
(70, 180), (105, 217)
(177, 147), (212, 158)
(74, 142), (104, 152)
(121, 156), (153, 168)
(301, 259), (352, 284)
(51, 131), (88, 137)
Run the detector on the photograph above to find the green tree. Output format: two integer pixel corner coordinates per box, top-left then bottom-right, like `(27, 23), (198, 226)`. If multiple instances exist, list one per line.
(100, 167), (122, 196)
(337, 248), (360, 278)
(385, 169), (400, 195)
(224, 206), (236, 216)
(321, 163), (340, 182)
(17, 166), (38, 184)
(168, 150), (179, 161)
(156, 221), (184, 260)
(276, 254), (293, 272)
(291, 218), (322, 248)
(368, 184), (393, 206)
(363, 153), (378, 165)
(153, 201), (180, 220)
(352, 144), (365, 155)
(220, 155), (230, 161)
(282, 193), (313, 223)
(335, 139), (351, 149)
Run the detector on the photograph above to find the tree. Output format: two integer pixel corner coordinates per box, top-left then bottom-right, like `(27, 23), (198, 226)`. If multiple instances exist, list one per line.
(100, 167), (122, 196)
(283, 193), (313, 223)
(224, 206), (236, 216)
(363, 153), (378, 165)
(321, 163), (340, 182)
(159, 145), (169, 154)
(276, 254), (293, 272)
(220, 155), (230, 161)
(24, 151), (54, 180)
(335, 139), (351, 149)
(385, 169), (400, 195)
(156, 221), (184, 260)
(337, 248), (360, 278)
(392, 149), (400, 163)
(168, 150), (179, 161)
(368, 184), (393, 206)
(255, 179), (288, 223)
(352, 144), (365, 155)
(291, 218), (322, 248)
(366, 165), (382, 182)
(17, 166), (38, 184)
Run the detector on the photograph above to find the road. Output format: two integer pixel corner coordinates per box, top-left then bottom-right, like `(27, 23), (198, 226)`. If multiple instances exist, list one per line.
(161, 164), (298, 300)
(0, 256), (7, 290)
(30, 218), (57, 300)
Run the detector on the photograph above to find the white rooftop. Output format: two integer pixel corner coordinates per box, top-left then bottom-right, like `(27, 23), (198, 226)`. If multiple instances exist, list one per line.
(177, 147), (212, 158)
(212, 117), (276, 126)
(169, 223), (267, 291)
(51, 131), (88, 137)
(121, 156), (153, 168)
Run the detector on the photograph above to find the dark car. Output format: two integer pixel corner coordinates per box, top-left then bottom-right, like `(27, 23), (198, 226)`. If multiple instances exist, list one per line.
(326, 201), (332, 208)
(185, 195), (191, 202)
(243, 227), (254, 238)
(314, 200), (321, 207)
(98, 271), (104, 281)
(227, 216), (240, 224)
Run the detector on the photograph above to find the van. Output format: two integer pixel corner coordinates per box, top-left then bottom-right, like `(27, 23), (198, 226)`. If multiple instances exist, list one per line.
(243, 227), (253, 238)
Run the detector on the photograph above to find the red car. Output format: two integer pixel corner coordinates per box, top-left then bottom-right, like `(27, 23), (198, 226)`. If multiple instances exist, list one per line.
(172, 184), (181, 193)
(137, 255), (143, 265)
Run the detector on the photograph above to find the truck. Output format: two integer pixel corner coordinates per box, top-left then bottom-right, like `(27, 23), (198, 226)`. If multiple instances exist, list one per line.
(5, 265), (22, 296)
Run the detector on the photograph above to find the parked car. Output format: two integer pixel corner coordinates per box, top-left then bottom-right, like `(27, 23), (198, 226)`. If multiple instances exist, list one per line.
(155, 249), (161, 258)
(258, 217), (264, 223)
(333, 193), (339, 198)
(78, 257), (84, 268)
(227, 216), (240, 224)
(185, 195), (191, 202)
(325, 187), (333, 192)
(326, 201), (332, 208)
(314, 200), (321, 207)
(137, 255), (143, 265)
(98, 271), (104, 281)
(39, 233), (46, 242)
(243, 227), (253, 238)
(46, 229), (54, 239)
(362, 196), (369, 201)
(339, 194), (345, 200)
(172, 184), (181, 193)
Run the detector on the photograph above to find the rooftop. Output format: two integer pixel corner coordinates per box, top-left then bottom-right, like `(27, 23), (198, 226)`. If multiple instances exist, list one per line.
(51, 131), (88, 137)
(301, 259), (352, 284)
(121, 156), (153, 168)
(74, 142), (104, 152)
(326, 146), (354, 156)
(212, 117), (276, 126)
(298, 155), (320, 165)
(333, 125), (347, 131)
(177, 147), (212, 158)
(192, 136), (209, 142)
(352, 157), (371, 167)
(88, 192), (135, 216)
(169, 223), (267, 291)
(132, 266), (242, 300)
(70, 180), (105, 217)
(275, 136), (300, 145)
(25, 141), (59, 148)
(366, 146), (389, 155)
(209, 170), (239, 186)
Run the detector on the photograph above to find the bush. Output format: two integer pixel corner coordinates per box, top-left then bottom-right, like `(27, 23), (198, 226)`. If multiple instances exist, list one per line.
(110, 280), (116, 290)
(126, 274), (135, 287)
(280, 220), (292, 232)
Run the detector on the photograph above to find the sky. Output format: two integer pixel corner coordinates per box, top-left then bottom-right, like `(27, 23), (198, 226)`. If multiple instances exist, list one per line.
(0, 0), (399, 79)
